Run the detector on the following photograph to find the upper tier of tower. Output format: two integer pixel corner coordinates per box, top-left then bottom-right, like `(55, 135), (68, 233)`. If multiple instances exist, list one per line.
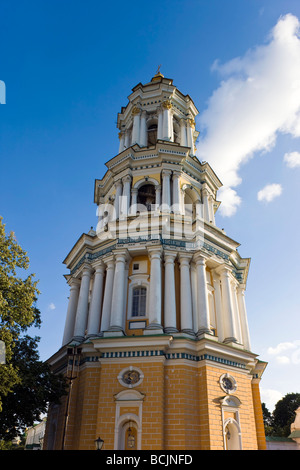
(94, 73), (223, 234)
(117, 72), (199, 155)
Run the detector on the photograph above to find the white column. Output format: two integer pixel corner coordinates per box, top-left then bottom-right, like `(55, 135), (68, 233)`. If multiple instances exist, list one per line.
(196, 199), (203, 220)
(100, 257), (115, 333)
(187, 118), (195, 155)
(180, 119), (187, 147)
(146, 247), (163, 331)
(118, 132), (125, 153)
(130, 188), (138, 215)
(194, 255), (211, 336)
(162, 169), (171, 212)
(131, 107), (140, 145)
(124, 129), (130, 148)
(73, 265), (92, 341)
(114, 180), (123, 220)
(157, 108), (163, 140)
(209, 195), (215, 224)
(179, 253), (194, 335)
(172, 171), (181, 214)
(190, 263), (198, 334)
(212, 271), (225, 342)
(237, 284), (251, 351)
(218, 266), (238, 343)
(87, 262), (105, 337)
(62, 278), (80, 345)
(180, 188), (186, 214)
(155, 184), (161, 211)
(231, 279), (243, 344)
(140, 111), (147, 147)
(164, 251), (178, 333)
(202, 187), (210, 222)
(109, 251), (128, 333)
(162, 100), (172, 140)
(169, 110), (174, 142)
(120, 175), (131, 217)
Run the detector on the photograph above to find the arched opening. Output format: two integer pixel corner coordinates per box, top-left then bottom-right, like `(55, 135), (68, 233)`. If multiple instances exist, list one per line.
(183, 186), (200, 219)
(114, 390), (144, 450)
(137, 184), (156, 211)
(220, 395), (242, 450)
(224, 420), (241, 450)
(147, 124), (157, 146)
(124, 421), (138, 450)
(173, 118), (180, 143)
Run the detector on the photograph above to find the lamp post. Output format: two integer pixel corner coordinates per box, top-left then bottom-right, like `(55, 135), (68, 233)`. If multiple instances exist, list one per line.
(95, 436), (104, 450)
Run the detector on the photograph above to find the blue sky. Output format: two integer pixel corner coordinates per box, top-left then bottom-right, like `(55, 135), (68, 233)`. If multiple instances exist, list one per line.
(1, 0), (300, 412)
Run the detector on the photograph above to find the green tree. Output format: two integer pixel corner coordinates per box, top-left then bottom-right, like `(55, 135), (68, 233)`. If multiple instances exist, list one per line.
(0, 217), (41, 411)
(0, 217), (67, 439)
(0, 335), (66, 440)
(262, 402), (273, 435)
(272, 393), (300, 437)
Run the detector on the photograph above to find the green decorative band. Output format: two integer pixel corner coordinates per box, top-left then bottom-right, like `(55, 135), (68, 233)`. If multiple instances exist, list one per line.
(165, 352), (245, 369)
(101, 350), (164, 359)
(70, 237), (230, 275)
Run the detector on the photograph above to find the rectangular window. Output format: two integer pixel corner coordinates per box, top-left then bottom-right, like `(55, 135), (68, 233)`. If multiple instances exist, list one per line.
(132, 287), (146, 317)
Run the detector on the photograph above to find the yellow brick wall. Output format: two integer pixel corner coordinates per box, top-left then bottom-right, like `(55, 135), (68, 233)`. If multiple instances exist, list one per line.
(164, 363), (201, 449)
(252, 380), (267, 450)
(45, 358), (264, 451)
(204, 365), (258, 450)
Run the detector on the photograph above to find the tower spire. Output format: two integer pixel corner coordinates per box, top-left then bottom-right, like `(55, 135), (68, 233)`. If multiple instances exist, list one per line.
(151, 65), (164, 81)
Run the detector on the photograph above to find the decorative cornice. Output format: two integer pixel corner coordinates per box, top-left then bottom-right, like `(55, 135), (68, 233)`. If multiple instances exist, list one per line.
(81, 350), (246, 370)
(69, 235), (233, 277)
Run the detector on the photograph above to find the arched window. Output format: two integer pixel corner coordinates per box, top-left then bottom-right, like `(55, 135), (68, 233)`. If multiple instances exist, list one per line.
(220, 395), (242, 450)
(137, 184), (156, 211)
(147, 124), (157, 146)
(132, 287), (147, 317)
(173, 118), (180, 143)
(124, 422), (138, 450)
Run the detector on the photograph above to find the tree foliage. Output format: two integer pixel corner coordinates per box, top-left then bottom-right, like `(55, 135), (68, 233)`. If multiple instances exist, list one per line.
(0, 217), (41, 410)
(0, 217), (67, 439)
(0, 335), (67, 440)
(263, 393), (300, 437)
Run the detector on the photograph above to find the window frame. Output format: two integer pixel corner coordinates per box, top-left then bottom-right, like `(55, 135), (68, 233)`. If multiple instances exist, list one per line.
(127, 275), (149, 321)
(131, 286), (147, 317)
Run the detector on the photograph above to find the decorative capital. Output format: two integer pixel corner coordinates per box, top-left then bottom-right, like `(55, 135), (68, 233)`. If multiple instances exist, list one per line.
(162, 99), (172, 110)
(164, 250), (177, 262)
(162, 169), (172, 177)
(188, 118), (195, 128)
(68, 278), (81, 289)
(122, 174), (132, 184)
(131, 106), (141, 116)
(193, 253), (207, 266)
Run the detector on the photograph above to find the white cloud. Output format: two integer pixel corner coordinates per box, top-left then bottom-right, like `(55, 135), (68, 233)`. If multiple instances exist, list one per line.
(196, 14), (300, 216)
(260, 388), (283, 412)
(48, 302), (56, 311)
(267, 340), (300, 365)
(284, 151), (300, 167)
(276, 355), (291, 365)
(217, 187), (241, 217)
(267, 341), (300, 355)
(257, 183), (282, 202)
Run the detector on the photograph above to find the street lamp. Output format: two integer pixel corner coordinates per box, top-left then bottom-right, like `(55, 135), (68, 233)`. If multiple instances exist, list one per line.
(95, 436), (104, 450)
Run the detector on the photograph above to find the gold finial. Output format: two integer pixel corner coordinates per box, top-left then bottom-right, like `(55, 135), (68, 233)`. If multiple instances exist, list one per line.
(152, 65), (164, 82)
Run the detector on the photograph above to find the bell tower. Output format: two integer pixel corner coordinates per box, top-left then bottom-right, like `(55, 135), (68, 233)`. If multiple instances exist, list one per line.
(44, 72), (267, 451)
(117, 71), (198, 155)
